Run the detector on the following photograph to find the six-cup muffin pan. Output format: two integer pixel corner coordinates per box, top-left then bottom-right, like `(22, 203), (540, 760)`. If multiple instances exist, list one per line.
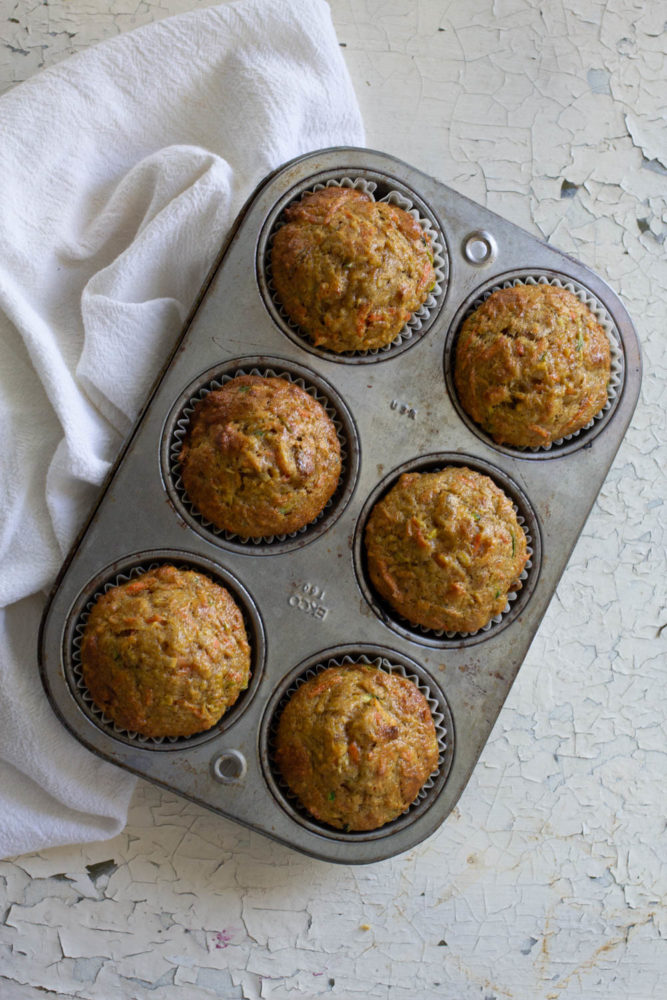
(39, 148), (642, 864)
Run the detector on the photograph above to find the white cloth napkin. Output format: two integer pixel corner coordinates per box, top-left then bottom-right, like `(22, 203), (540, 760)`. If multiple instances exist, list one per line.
(0, 0), (364, 859)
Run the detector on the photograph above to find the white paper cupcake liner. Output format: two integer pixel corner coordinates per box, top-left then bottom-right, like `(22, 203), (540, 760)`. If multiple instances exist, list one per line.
(265, 175), (447, 358)
(268, 653), (451, 832)
(168, 365), (352, 547)
(459, 274), (624, 453)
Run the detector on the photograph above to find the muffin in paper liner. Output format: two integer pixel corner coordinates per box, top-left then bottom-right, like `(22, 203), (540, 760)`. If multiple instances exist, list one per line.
(452, 274), (624, 453)
(68, 558), (262, 749)
(266, 652), (452, 836)
(355, 457), (538, 646)
(166, 364), (355, 549)
(264, 175), (447, 359)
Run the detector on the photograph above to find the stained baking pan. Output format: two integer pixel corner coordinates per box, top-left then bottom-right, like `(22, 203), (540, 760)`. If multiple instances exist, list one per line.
(38, 148), (642, 864)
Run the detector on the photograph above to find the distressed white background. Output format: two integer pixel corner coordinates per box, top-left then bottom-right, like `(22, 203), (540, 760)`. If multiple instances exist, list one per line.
(0, 1), (665, 998)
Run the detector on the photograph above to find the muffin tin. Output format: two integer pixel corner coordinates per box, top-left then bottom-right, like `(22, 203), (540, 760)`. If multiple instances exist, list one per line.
(38, 148), (642, 864)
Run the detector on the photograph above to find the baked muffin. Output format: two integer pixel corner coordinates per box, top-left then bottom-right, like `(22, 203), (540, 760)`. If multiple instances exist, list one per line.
(179, 375), (341, 538)
(271, 186), (436, 353)
(454, 283), (611, 448)
(80, 565), (250, 738)
(275, 664), (439, 831)
(365, 467), (528, 633)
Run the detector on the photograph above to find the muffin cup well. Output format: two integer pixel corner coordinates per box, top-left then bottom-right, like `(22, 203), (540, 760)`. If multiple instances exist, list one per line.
(260, 645), (454, 842)
(353, 454), (541, 648)
(445, 272), (625, 458)
(65, 551), (265, 750)
(258, 171), (448, 363)
(161, 358), (360, 554)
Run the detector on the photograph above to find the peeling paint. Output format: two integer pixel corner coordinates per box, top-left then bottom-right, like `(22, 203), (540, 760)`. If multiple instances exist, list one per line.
(587, 67), (611, 95)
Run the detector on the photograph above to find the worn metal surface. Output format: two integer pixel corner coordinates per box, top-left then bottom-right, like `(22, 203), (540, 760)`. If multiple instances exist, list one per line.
(39, 148), (641, 864)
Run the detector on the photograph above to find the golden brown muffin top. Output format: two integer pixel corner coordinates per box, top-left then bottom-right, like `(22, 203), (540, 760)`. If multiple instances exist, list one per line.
(275, 663), (439, 831)
(80, 565), (250, 739)
(270, 186), (436, 353)
(179, 375), (342, 538)
(454, 283), (611, 448)
(365, 467), (528, 633)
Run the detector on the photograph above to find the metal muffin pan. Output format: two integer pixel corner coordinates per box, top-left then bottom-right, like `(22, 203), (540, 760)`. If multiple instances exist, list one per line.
(39, 147), (642, 864)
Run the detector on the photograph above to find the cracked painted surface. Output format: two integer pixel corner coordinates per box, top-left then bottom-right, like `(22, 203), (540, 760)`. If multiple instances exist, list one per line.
(0, 1), (665, 998)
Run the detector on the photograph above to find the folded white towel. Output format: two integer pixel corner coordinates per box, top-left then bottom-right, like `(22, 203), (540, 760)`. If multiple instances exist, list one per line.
(0, 0), (364, 859)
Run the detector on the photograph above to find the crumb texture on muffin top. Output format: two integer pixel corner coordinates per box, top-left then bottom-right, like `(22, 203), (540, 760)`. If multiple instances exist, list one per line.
(275, 663), (439, 831)
(365, 467), (528, 633)
(454, 283), (611, 448)
(80, 565), (250, 739)
(179, 375), (342, 538)
(271, 186), (436, 353)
